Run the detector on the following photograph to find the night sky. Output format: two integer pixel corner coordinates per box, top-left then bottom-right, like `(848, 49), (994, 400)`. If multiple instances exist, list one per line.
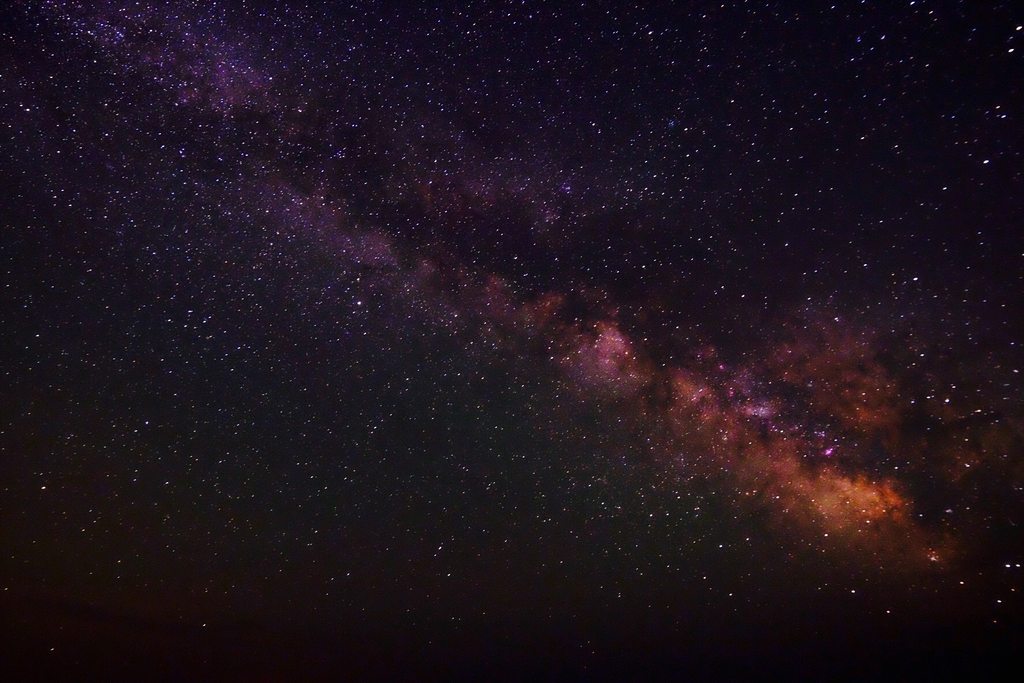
(2, 1), (1023, 680)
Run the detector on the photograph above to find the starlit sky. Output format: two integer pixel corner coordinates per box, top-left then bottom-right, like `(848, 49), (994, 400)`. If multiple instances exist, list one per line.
(1, 1), (1022, 679)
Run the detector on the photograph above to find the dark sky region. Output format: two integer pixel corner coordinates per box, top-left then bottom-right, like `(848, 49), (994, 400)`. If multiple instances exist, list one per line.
(1, 1), (1022, 680)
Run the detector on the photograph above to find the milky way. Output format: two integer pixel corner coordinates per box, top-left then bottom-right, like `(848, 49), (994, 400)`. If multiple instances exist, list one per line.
(2, 1), (1023, 679)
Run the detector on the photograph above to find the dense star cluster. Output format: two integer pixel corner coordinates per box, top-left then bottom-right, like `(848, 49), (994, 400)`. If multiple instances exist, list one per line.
(1, 1), (1022, 679)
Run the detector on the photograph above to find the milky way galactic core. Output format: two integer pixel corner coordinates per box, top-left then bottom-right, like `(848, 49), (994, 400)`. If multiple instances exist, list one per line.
(1, 1), (1022, 679)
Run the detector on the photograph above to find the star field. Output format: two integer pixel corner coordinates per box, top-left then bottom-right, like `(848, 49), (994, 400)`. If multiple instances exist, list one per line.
(1, 1), (1023, 679)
